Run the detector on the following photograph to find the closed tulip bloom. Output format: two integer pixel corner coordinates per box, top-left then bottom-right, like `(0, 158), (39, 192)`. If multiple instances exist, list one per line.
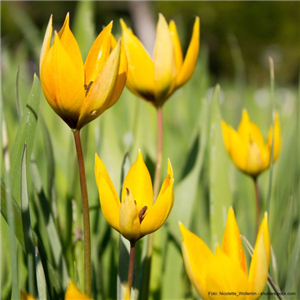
(65, 282), (91, 299)
(120, 14), (199, 107)
(94, 151), (174, 243)
(222, 110), (281, 177)
(40, 14), (127, 129)
(180, 208), (270, 300)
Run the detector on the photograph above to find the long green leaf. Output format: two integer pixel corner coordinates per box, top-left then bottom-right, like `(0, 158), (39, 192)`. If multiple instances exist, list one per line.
(209, 85), (232, 250)
(35, 247), (48, 300)
(11, 75), (41, 206)
(20, 144), (36, 296)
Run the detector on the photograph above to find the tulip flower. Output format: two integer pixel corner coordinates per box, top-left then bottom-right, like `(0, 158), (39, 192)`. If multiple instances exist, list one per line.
(21, 292), (35, 300)
(180, 207), (270, 300)
(94, 150), (174, 243)
(40, 13), (127, 130)
(65, 282), (92, 299)
(120, 14), (199, 107)
(221, 109), (281, 178)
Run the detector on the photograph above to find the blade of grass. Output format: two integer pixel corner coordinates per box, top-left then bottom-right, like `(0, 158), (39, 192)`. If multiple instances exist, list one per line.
(11, 74), (41, 206)
(20, 144), (36, 296)
(266, 57), (275, 213)
(209, 85), (232, 250)
(2, 112), (20, 300)
(35, 247), (48, 300)
(15, 65), (23, 121)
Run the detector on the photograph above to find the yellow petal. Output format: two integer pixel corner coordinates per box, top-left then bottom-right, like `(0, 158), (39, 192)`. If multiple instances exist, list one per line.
(84, 22), (112, 85)
(65, 282), (91, 299)
(247, 213), (270, 298)
(206, 247), (248, 300)
(122, 151), (153, 210)
(141, 159), (174, 236)
(226, 124), (248, 172)
(179, 223), (214, 300)
(176, 17), (200, 88)
(221, 120), (231, 152)
(58, 13), (84, 83)
(169, 20), (183, 74)
(120, 188), (141, 242)
(41, 32), (85, 128)
(40, 15), (53, 74)
(21, 292), (36, 300)
(104, 42), (128, 110)
(94, 154), (121, 232)
(111, 33), (118, 49)
(267, 112), (281, 162)
(120, 19), (155, 102)
(153, 13), (176, 103)
(222, 208), (247, 274)
(77, 41), (121, 129)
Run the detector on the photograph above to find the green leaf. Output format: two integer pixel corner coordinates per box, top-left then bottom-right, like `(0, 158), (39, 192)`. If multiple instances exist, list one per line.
(11, 75), (41, 206)
(20, 144), (36, 296)
(209, 85), (232, 250)
(35, 247), (48, 300)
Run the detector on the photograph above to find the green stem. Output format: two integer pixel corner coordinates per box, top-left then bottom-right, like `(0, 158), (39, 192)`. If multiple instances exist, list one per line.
(253, 177), (260, 234)
(142, 106), (163, 299)
(73, 129), (91, 296)
(126, 241), (136, 300)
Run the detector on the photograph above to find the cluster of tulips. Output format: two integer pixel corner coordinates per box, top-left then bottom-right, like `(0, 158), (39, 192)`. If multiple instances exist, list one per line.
(23, 11), (281, 300)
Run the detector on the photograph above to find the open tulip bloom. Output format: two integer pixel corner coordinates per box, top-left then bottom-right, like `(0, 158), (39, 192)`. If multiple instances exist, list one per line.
(120, 13), (199, 107)
(40, 13), (127, 130)
(94, 151), (174, 243)
(180, 208), (270, 300)
(222, 110), (281, 178)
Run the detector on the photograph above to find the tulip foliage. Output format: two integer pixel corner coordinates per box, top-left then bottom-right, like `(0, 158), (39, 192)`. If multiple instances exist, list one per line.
(1, 2), (299, 300)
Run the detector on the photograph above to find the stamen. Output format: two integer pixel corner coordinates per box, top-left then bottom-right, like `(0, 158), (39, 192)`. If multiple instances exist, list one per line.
(139, 206), (148, 223)
(84, 81), (93, 96)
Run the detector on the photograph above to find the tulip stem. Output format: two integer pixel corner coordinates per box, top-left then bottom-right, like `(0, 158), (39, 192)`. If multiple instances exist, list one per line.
(126, 241), (136, 299)
(153, 106), (163, 199)
(253, 177), (260, 234)
(141, 106), (163, 299)
(73, 130), (91, 296)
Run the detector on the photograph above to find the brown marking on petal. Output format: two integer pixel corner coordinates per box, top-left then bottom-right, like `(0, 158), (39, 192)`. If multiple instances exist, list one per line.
(139, 206), (148, 223)
(84, 81), (93, 96)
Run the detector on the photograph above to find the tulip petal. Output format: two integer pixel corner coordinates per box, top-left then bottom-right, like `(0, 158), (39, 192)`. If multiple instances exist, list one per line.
(221, 120), (231, 152)
(176, 17), (200, 88)
(122, 151), (153, 210)
(141, 159), (174, 236)
(248, 213), (270, 297)
(120, 19), (155, 102)
(58, 13), (84, 83)
(104, 43), (128, 110)
(169, 20), (183, 74)
(267, 112), (281, 162)
(65, 282), (91, 299)
(40, 15), (53, 74)
(120, 188), (141, 242)
(21, 292), (36, 300)
(179, 223), (214, 300)
(225, 123), (248, 172)
(153, 13), (176, 103)
(41, 32), (85, 128)
(77, 41), (121, 129)
(222, 207), (247, 274)
(95, 154), (121, 232)
(84, 22), (112, 85)
(207, 247), (248, 299)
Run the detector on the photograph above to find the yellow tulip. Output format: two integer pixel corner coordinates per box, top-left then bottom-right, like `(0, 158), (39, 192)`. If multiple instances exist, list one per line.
(180, 207), (270, 300)
(65, 282), (92, 299)
(222, 110), (281, 177)
(120, 13), (200, 107)
(21, 292), (36, 300)
(40, 14), (127, 129)
(94, 151), (174, 242)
